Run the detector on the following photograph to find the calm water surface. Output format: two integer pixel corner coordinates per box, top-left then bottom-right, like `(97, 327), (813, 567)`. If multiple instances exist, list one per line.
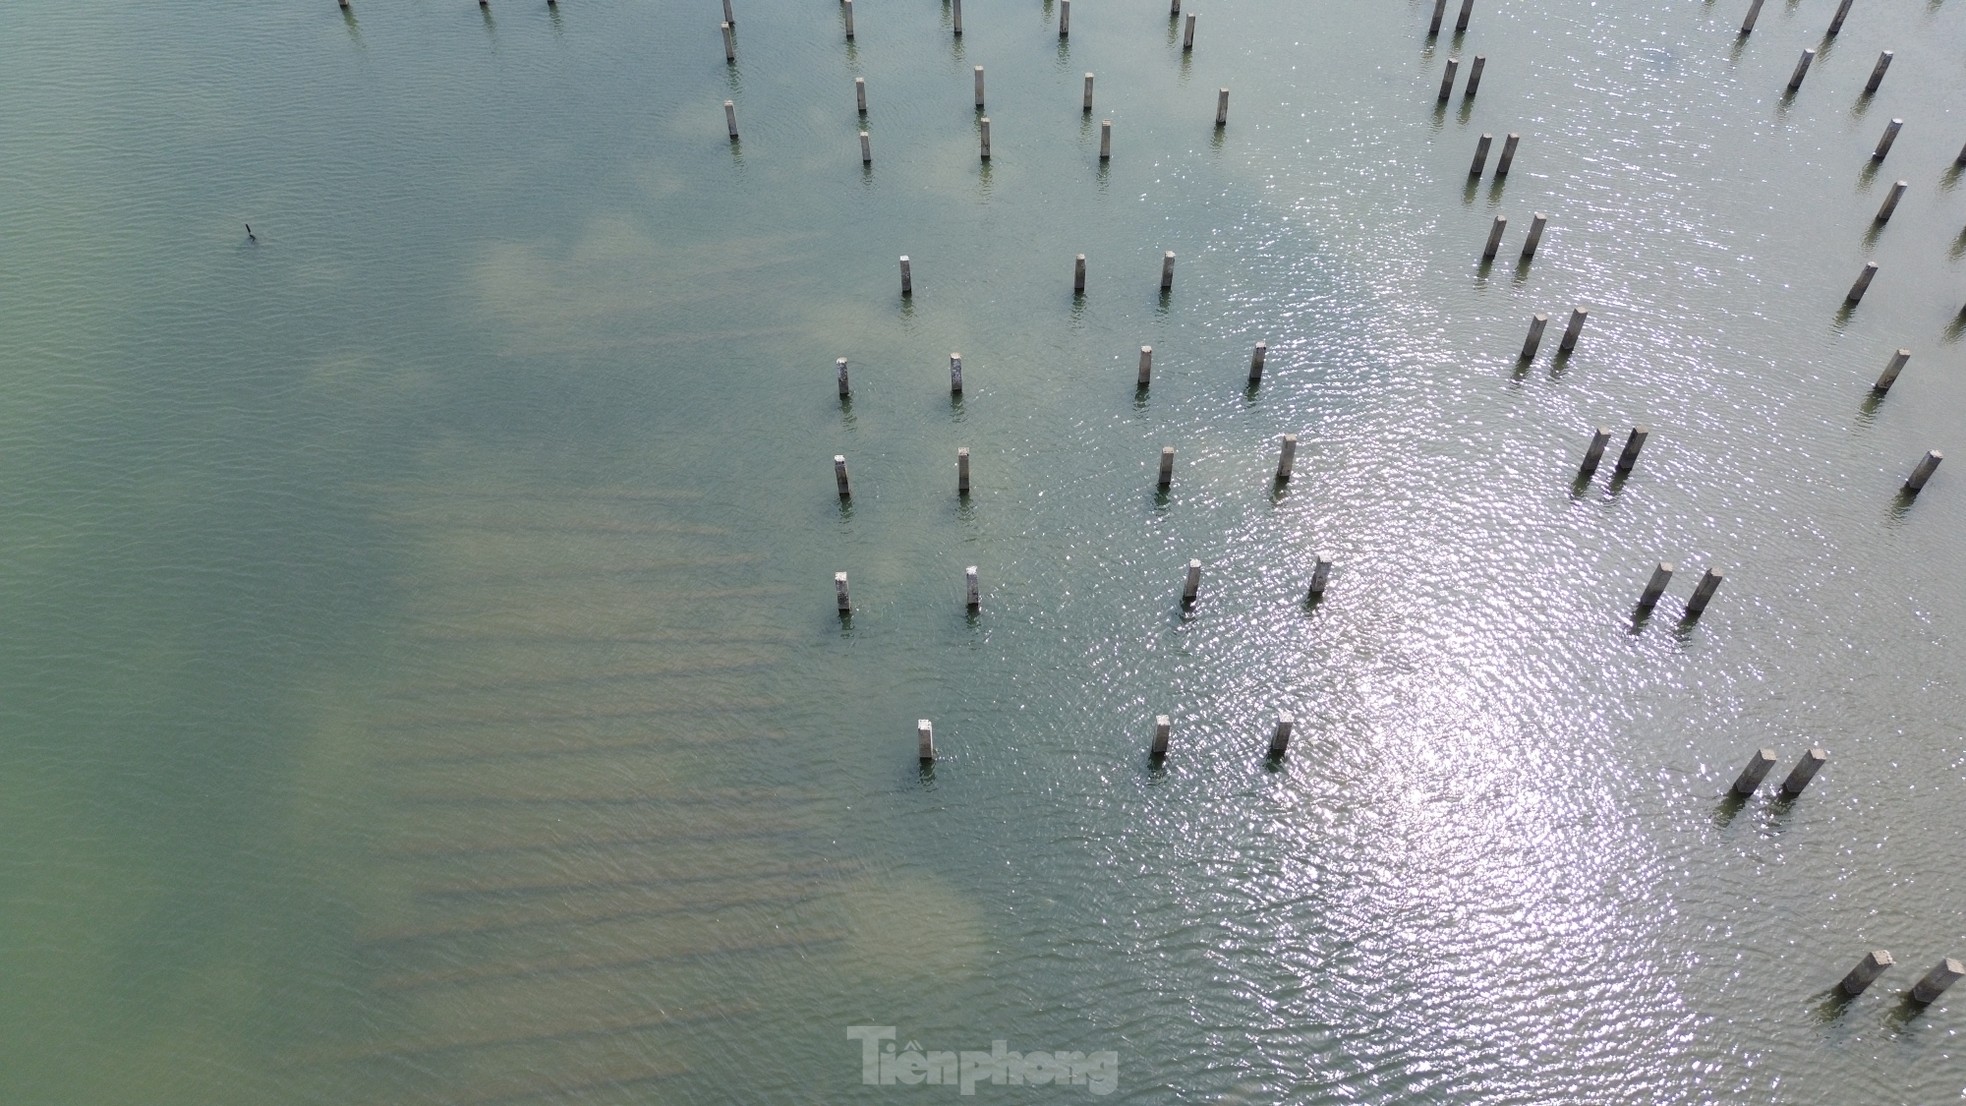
(1, 0), (1962, 1102)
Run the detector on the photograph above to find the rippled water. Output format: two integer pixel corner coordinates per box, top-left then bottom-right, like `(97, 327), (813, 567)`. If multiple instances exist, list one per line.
(2, 0), (1962, 1102)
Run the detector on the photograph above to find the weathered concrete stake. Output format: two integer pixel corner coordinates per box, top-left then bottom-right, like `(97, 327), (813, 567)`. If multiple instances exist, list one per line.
(1151, 715), (1172, 759)
(1732, 748), (1777, 795)
(1455, 0), (1474, 33)
(1464, 55), (1486, 99)
(1685, 567), (1724, 620)
(1249, 340), (1267, 384)
(1578, 427), (1613, 480)
(1470, 133), (1493, 177)
(965, 566), (979, 611)
(1779, 748), (1828, 797)
(1740, 0), (1764, 35)
(1910, 959), (1964, 1004)
(1613, 426), (1649, 477)
(842, 0), (853, 40)
(837, 357), (850, 398)
(1637, 562), (1674, 611)
(1872, 348), (1910, 394)
(1846, 262), (1877, 305)
(1183, 12), (1196, 50)
(1276, 434), (1298, 483)
(860, 131), (872, 164)
(1074, 254), (1087, 294)
(1137, 346), (1153, 387)
(1158, 447), (1175, 491)
(950, 353), (963, 395)
(1839, 950), (1894, 996)
(952, 0), (962, 36)
(723, 0), (734, 26)
(856, 77), (867, 114)
(1182, 559), (1201, 605)
(1904, 449), (1943, 492)
(899, 255), (912, 296)
(722, 21), (735, 62)
(725, 100), (739, 139)
(1558, 307), (1588, 354)
(979, 117), (991, 160)
(835, 571), (851, 613)
(957, 447), (970, 495)
(834, 455), (851, 498)
(1161, 250), (1175, 291)
(1217, 88), (1230, 126)
(1481, 214), (1508, 260)
(1100, 120), (1112, 160)
(1875, 180), (1906, 223)
(1520, 313), (1549, 360)
(1437, 58), (1460, 103)
(1059, 0), (1069, 37)
(974, 66), (985, 108)
(1864, 51), (1894, 95)
(917, 719), (935, 761)
(1269, 712), (1294, 757)
(1429, 0), (1447, 36)
(1827, 0), (1855, 35)
(1496, 133), (1521, 177)
(1308, 553), (1334, 598)
(1521, 213), (1547, 260)
(1083, 73), (1095, 113)
(1786, 49), (1815, 95)
(1873, 119), (1902, 161)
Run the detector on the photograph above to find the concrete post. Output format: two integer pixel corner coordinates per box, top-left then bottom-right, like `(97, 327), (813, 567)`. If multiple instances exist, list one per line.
(723, 0), (734, 25)
(1268, 712), (1294, 757)
(950, 353), (963, 395)
(1158, 447), (1175, 490)
(842, 0), (854, 40)
(856, 77), (867, 114)
(1161, 251), (1175, 291)
(1276, 434), (1297, 483)
(1308, 553), (1334, 598)
(957, 447), (971, 495)
(1137, 346), (1153, 387)
(1074, 254), (1087, 294)
(1183, 12), (1196, 50)
(1864, 51), (1893, 95)
(979, 117), (990, 160)
(1873, 348), (1910, 393)
(834, 455), (851, 498)
(1874, 180), (1906, 223)
(1521, 212), (1547, 260)
(1904, 450), (1943, 492)
(1455, 0), (1474, 32)
(1464, 55), (1486, 99)
(1578, 427), (1613, 480)
(725, 100), (739, 139)
(1182, 559), (1201, 605)
(1496, 133), (1521, 177)
(952, 0), (962, 36)
(722, 21), (735, 62)
(1059, 0), (1069, 37)
(1732, 748), (1777, 795)
(1481, 214), (1508, 260)
(1846, 262), (1877, 305)
(1429, 0), (1447, 36)
(1827, 0), (1855, 35)
(1217, 88), (1230, 126)
(1613, 426), (1649, 477)
(1083, 73), (1095, 113)
(1741, 0), (1764, 35)
(965, 566), (979, 611)
(1249, 341), (1267, 384)
(1684, 567), (1724, 620)
(1910, 959), (1964, 1004)
(917, 719), (935, 761)
(1873, 119), (1902, 161)
(1779, 748), (1827, 797)
(1100, 120), (1112, 160)
(1839, 950), (1893, 996)
(1786, 49), (1815, 94)
(1558, 307), (1588, 354)
(835, 571), (851, 613)
(1637, 562), (1673, 611)
(837, 357), (850, 398)
(860, 130), (872, 164)
(899, 256), (912, 296)
(1520, 313), (1549, 360)
(1437, 58), (1459, 103)
(1151, 715), (1172, 759)
(1470, 133), (1493, 177)
(974, 65), (985, 109)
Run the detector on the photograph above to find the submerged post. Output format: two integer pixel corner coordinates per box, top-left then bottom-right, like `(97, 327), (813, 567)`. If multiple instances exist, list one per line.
(1874, 181), (1906, 224)
(957, 447), (971, 495)
(1249, 340), (1267, 384)
(1464, 55), (1486, 99)
(1308, 553), (1334, 598)
(1137, 345), (1153, 387)
(1521, 212), (1548, 260)
(1216, 88), (1230, 127)
(1846, 262), (1877, 306)
(1083, 73), (1095, 113)
(1496, 133), (1521, 177)
(899, 255), (912, 296)
(1481, 214), (1508, 260)
(1578, 427), (1613, 480)
(1637, 562), (1674, 612)
(1864, 51), (1893, 96)
(1910, 959), (1964, 1005)
(834, 455), (852, 499)
(1437, 58), (1459, 103)
(1732, 748), (1777, 796)
(1470, 133), (1493, 177)
(835, 571), (851, 614)
(1840, 950), (1894, 996)
(1151, 715), (1172, 759)
(1873, 119), (1902, 161)
(1161, 251), (1175, 291)
(837, 357), (851, 398)
(1074, 253), (1087, 294)
(1684, 567), (1724, 620)
(1157, 446), (1175, 490)
(1276, 434), (1298, 483)
(917, 719), (936, 762)
(1779, 748), (1828, 797)
(1904, 450), (1943, 492)
(1786, 49), (1815, 95)
(725, 100), (739, 139)
(1613, 426), (1649, 477)
(1182, 559), (1201, 605)
(1873, 348), (1910, 393)
(1100, 120), (1113, 160)
(1268, 712), (1294, 758)
(964, 566), (979, 611)
(950, 353), (963, 395)
(1520, 313), (1549, 360)
(1558, 307), (1589, 354)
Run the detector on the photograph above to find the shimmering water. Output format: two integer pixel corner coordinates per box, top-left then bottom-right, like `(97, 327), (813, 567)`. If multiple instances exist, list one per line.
(2, 0), (1962, 1102)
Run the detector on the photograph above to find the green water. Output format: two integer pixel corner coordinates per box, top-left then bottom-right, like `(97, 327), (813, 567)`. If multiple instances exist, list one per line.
(2, 0), (1963, 1102)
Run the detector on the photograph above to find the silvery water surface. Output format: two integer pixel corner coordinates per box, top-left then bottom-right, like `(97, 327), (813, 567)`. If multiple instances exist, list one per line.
(2, 0), (1962, 1101)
